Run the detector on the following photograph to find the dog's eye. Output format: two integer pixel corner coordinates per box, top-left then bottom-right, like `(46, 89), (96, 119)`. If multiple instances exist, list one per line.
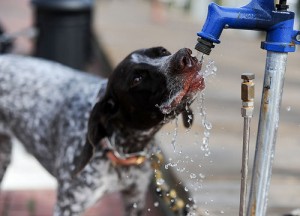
(130, 76), (143, 88)
(161, 48), (168, 55)
(158, 47), (170, 57)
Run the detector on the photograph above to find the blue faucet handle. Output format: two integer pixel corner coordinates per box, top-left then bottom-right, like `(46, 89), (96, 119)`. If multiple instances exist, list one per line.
(196, 0), (300, 54)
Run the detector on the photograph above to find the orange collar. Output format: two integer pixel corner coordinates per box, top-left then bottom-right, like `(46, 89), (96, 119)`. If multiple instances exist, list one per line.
(100, 138), (147, 166)
(105, 151), (146, 166)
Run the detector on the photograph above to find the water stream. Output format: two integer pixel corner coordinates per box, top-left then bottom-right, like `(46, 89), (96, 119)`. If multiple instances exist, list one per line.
(159, 53), (218, 215)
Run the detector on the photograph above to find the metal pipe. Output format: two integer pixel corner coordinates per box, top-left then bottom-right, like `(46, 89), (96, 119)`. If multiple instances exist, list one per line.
(240, 117), (251, 216)
(240, 73), (255, 216)
(247, 51), (288, 216)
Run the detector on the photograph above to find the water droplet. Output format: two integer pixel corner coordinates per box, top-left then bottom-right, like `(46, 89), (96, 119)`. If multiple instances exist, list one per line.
(220, 210), (225, 214)
(190, 173), (196, 179)
(156, 178), (165, 185)
(199, 173), (205, 179)
(148, 208), (151, 212)
(202, 137), (209, 145)
(154, 202), (159, 207)
(286, 106), (291, 111)
(176, 167), (186, 172)
(204, 131), (210, 137)
(205, 209), (209, 215)
(133, 203), (137, 208)
(212, 65), (217, 73)
(184, 187), (189, 192)
(165, 162), (178, 170)
(204, 151), (211, 157)
(203, 120), (212, 130)
(171, 116), (179, 151)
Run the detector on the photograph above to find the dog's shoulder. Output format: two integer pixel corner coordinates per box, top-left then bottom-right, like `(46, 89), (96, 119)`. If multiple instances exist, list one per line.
(0, 54), (107, 111)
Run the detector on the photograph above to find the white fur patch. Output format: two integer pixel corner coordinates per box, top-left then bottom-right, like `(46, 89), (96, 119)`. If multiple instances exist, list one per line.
(130, 53), (171, 70)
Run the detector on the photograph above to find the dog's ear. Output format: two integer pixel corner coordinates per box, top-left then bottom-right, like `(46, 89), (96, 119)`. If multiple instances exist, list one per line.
(182, 107), (194, 128)
(71, 96), (118, 177)
(87, 95), (119, 145)
(71, 139), (95, 177)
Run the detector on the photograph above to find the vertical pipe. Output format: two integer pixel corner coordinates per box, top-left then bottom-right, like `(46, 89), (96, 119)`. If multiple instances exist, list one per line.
(240, 117), (251, 216)
(240, 73), (255, 216)
(247, 51), (288, 216)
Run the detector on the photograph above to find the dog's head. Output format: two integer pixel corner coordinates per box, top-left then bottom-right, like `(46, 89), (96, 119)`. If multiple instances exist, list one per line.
(97, 46), (203, 127)
(73, 47), (204, 174)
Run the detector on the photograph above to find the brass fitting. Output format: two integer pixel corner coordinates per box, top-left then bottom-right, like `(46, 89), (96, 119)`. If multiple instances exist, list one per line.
(241, 73), (255, 117)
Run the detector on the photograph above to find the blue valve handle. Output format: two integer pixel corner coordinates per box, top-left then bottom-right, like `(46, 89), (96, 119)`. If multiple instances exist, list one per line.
(197, 0), (300, 53)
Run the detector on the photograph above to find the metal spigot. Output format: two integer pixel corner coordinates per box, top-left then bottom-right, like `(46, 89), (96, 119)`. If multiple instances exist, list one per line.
(195, 0), (300, 55)
(240, 73), (255, 216)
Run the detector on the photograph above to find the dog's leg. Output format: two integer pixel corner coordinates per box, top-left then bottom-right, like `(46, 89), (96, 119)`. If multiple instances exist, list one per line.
(0, 133), (12, 185)
(54, 178), (93, 216)
(54, 159), (113, 216)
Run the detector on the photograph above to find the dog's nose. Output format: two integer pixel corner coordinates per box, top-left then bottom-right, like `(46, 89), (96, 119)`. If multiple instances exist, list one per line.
(177, 48), (197, 70)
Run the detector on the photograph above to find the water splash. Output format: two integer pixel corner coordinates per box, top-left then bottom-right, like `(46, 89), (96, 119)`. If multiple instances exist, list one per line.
(158, 53), (217, 215)
(185, 103), (193, 131)
(196, 92), (213, 157)
(171, 115), (179, 151)
(197, 52), (218, 81)
(196, 51), (204, 64)
(165, 161), (178, 170)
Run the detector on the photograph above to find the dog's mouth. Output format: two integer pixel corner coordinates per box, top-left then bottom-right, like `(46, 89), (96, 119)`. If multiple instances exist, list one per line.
(158, 49), (205, 114)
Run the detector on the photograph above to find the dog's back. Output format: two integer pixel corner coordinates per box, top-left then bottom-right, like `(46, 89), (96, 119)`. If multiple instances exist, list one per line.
(0, 54), (105, 174)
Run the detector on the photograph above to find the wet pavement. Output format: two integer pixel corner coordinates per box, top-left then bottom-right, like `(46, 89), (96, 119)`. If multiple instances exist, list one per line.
(1, 0), (300, 215)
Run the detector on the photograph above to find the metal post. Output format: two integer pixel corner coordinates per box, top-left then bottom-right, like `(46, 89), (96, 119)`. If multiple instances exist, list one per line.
(247, 51), (288, 216)
(240, 73), (255, 216)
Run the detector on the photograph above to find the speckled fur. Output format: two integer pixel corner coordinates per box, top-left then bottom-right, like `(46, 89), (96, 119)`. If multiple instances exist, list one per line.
(0, 47), (203, 216)
(0, 55), (153, 216)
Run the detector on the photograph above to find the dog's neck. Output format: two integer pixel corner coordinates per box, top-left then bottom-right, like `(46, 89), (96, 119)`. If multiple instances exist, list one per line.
(105, 123), (163, 158)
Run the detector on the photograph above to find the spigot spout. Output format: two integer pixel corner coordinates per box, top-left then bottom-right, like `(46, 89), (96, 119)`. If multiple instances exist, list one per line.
(195, 0), (300, 55)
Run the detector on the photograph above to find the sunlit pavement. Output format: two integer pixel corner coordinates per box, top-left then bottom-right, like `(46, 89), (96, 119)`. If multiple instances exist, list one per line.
(1, 0), (300, 215)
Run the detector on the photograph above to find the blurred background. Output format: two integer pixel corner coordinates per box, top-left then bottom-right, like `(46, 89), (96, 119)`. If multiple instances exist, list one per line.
(1, 0), (300, 215)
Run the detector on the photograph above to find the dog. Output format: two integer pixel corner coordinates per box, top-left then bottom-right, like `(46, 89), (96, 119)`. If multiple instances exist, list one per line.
(0, 46), (204, 216)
